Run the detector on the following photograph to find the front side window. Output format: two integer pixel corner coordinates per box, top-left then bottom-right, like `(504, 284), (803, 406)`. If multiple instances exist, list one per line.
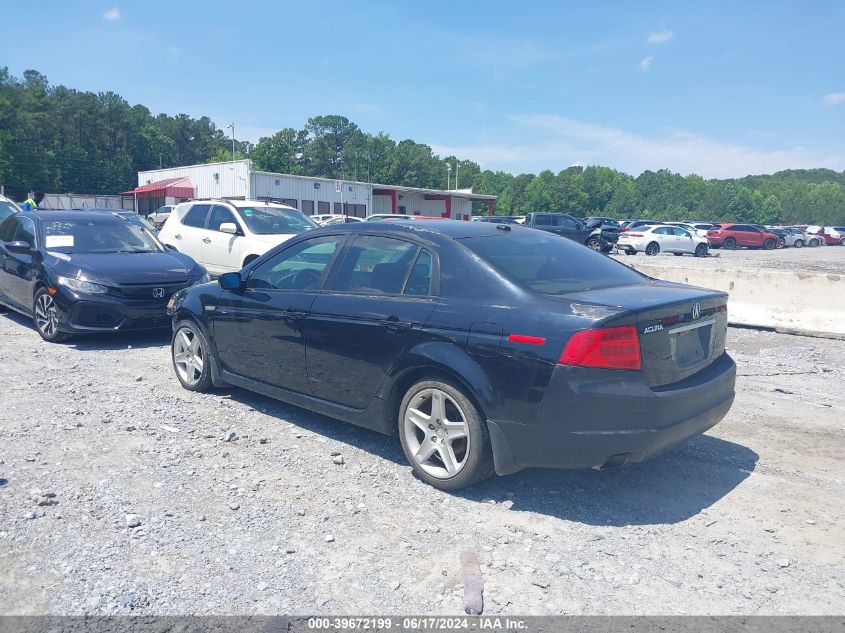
(41, 219), (163, 254)
(653, 227), (671, 235)
(334, 235), (419, 295)
(182, 204), (211, 229)
(208, 205), (238, 232)
(0, 201), (18, 223)
(0, 217), (21, 242)
(672, 227), (690, 237)
(247, 236), (342, 291)
(16, 217), (36, 246)
(553, 215), (577, 228)
(235, 206), (317, 235)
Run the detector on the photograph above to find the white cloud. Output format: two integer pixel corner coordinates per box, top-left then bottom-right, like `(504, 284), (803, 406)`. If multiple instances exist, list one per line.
(431, 114), (844, 179)
(103, 7), (121, 20)
(823, 92), (845, 106)
(640, 56), (654, 72)
(647, 30), (675, 44)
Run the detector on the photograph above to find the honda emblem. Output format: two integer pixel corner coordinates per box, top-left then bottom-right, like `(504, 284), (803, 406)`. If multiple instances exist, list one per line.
(152, 288), (165, 299)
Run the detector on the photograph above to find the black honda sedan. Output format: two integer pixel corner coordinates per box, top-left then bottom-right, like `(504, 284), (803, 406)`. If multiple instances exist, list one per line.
(0, 211), (209, 342)
(168, 221), (736, 490)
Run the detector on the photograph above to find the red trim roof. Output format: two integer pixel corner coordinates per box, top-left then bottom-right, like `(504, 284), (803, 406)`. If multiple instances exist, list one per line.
(121, 177), (194, 198)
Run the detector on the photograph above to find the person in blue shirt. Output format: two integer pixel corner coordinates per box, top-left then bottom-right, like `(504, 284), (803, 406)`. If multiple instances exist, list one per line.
(22, 191), (45, 211)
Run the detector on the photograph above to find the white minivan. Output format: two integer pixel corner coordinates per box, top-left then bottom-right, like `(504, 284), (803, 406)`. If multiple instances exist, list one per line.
(158, 199), (318, 275)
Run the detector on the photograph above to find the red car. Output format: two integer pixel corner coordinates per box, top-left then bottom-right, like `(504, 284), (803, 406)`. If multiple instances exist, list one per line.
(707, 223), (780, 250)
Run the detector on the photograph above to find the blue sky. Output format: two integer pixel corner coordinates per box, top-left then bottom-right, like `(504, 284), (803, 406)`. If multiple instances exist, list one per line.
(2, 0), (844, 178)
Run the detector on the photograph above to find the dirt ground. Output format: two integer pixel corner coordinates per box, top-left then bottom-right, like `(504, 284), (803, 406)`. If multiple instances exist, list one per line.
(0, 311), (843, 615)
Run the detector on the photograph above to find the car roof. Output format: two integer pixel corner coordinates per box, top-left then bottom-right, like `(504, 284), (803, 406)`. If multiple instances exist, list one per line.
(27, 210), (126, 222)
(312, 219), (512, 240)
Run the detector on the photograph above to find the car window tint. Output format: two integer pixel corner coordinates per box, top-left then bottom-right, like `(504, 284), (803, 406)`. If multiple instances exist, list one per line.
(182, 204), (211, 228)
(16, 217), (36, 246)
(404, 249), (433, 296)
(461, 232), (646, 295)
(653, 227), (670, 235)
(247, 236), (341, 291)
(0, 217), (20, 242)
(534, 215), (551, 226)
(0, 201), (18, 222)
(334, 235), (418, 295)
(208, 205), (237, 232)
(553, 215), (576, 228)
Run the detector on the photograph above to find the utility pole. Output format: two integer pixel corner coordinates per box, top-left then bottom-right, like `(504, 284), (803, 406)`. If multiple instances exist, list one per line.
(447, 163), (452, 190)
(226, 123), (236, 160)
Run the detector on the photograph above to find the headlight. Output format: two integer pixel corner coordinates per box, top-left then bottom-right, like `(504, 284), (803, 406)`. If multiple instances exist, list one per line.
(57, 275), (109, 295)
(195, 272), (211, 285)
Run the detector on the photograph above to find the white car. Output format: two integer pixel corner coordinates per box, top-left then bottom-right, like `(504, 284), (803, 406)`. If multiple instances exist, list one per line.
(666, 222), (711, 239)
(618, 224), (709, 257)
(322, 215), (364, 225)
(311, 213), (343, 225)
(158, 199), (318, 276)
(147, 205), (173, 228)
(0, 194), (21, 223)
(366, 213), (412, 221)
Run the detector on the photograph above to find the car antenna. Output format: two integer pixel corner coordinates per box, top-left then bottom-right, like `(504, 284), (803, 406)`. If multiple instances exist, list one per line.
(496, 224), (511, 232)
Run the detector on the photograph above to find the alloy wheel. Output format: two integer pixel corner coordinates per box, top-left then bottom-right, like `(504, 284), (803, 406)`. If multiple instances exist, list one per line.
(403, 388), (470, 479)
(34, 294), (59, 337)
(695, 243), (708, 257)
(173, 327), (205, 386)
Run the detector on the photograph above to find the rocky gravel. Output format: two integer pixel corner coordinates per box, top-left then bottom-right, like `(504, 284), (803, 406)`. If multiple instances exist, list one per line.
(0, 309), (843, 615)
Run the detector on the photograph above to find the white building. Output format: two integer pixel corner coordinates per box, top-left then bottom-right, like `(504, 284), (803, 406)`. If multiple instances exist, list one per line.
(130, 160), (497, 219)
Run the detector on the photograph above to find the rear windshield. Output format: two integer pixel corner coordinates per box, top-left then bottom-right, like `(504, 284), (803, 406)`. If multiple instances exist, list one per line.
(40, 219), (163, 254)
(460, 231), (646, 295)
(235, 206), (318, 235)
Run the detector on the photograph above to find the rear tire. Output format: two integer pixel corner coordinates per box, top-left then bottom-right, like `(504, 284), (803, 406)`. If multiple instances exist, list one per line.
(793, 240), (804, 248)
(33, 288), (68, 343)
(645, 242), (660, 256)
(172, 320), (213, 392)
(585, 237), (602, 252)
(840, 238), (845, 246)
(694, 243), (709, 257)
(723, 237), (736, 250)
(398, 378), (494, 491)
(624, 249), (637, 256)
(763, 238), (776, 250)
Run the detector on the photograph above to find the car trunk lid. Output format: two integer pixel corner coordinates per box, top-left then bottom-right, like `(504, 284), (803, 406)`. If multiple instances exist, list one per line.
(562, 282), (729, 387)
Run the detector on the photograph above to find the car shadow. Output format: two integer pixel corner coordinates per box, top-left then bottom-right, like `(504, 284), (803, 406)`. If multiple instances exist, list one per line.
(459, 434), (759, 526)
(211, 386), (757, 527)
(1, 308), (171, 350)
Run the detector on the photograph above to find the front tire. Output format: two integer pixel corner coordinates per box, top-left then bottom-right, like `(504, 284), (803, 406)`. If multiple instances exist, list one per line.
(794, 240), (804, 248)
(645, 242), (660, 256)
(398, 378), (494, 491)
(763, 238), (776, 250)
(172, 320), (213, 391)
(694, 243), (709, 257)
(585, 237), (602, 252)
(33, 288), (67, 343)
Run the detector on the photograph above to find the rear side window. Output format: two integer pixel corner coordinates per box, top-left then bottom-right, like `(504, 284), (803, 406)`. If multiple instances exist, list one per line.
(182, 204), (211, 228)
(461, 232), (646, 295)
(533, 215), (551, 226)
(404, 249), (433, 296)
(334, 235), (419, 295)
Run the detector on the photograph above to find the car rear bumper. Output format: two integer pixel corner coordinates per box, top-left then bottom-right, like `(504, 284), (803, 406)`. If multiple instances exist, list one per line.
(487, 352), (736, 475)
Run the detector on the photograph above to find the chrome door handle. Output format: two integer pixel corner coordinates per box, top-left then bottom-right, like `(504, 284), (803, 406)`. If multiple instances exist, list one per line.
(381, 316), (412, 333)
(202, 237), (211, 244)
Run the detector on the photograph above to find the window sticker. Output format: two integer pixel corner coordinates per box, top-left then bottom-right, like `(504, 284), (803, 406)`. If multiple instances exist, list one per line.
(243, 208), (254, 215)
(45, 235), (74, 248)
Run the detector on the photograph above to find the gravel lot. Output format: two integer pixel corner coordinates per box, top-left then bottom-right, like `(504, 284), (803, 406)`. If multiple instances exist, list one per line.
(1, 310), (843, 616)
(611, 243), (845, 275)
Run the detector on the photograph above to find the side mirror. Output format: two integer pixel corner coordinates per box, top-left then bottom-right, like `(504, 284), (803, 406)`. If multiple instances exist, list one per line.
(218, 272), (243, 290)
(219, 222), (238, 235)
(164, 244), (178, 252)
(6, 240), (34, 254)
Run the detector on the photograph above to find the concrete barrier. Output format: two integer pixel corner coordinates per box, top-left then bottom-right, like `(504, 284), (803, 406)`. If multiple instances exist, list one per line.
(620, 261), (845, 337)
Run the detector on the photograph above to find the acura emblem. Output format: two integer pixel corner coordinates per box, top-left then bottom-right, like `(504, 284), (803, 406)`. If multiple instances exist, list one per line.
(152, 288), (165, 299)
(691, 302), (701, 320)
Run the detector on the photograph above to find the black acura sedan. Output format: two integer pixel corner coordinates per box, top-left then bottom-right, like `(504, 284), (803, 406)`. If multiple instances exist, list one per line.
(0, 211), (209, 342)
(168, 221), (736, 490)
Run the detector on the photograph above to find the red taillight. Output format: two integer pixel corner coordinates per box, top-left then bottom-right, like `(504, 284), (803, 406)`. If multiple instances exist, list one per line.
(558, 325), (641, 370)
(626, 233), (644, 237)
(508, 334), (546, 345)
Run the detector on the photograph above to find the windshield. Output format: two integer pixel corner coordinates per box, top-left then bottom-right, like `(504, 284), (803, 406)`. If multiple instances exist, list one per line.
(461, 231), (646, 295)
(235, 206), (318, 235)
(40, 219), (164, 254)
(0, 201), (19, 222)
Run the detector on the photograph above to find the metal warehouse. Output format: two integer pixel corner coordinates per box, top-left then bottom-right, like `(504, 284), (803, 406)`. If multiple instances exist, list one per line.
(130, 160), (497, 219)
